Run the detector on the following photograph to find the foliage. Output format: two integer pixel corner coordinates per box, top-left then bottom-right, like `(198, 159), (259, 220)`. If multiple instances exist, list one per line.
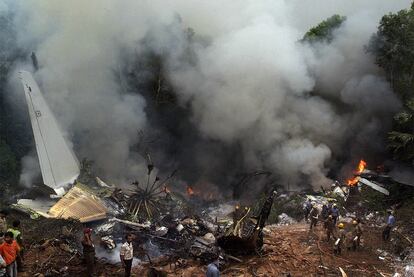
(359, 187), (385, 211)
(252, 193), (304, 224)
(0, 9), (30, 185)
(388, 131), (414, 160)
(303, 14), (346, 43)
(360, 182), (414, 212)
(395, 196), (414, 226)
(0, 141), (17, 182)
(368, 4), (414, 163)
(369, 5), (414, 99)
(387, 96), (414, 162)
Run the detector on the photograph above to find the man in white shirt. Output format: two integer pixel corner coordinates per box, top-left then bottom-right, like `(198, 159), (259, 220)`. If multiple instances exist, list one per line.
(120, 233), (134, 277)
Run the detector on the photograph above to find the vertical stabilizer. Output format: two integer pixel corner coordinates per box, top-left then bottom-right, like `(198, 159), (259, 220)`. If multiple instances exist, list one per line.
(18, 71), (79, 195)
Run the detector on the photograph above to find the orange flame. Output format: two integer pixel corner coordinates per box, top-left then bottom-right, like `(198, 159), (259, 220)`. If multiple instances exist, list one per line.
(347, 159), (367, 186)
(347, 177), (359, 186)
(357, 160), (367, 173)
(186, 186), (194, 196)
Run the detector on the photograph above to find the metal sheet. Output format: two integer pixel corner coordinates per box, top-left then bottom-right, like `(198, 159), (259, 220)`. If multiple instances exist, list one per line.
(358, 177), (390, 195)
(48, 186), (107, 222)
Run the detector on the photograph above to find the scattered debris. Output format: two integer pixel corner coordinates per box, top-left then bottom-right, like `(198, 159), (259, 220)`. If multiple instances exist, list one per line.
(95, 221), (116, 234)
(339, 267), (348, 277)
(277, 213), (297, 225)
(404, 265), (414, 277)
(358, 177), (390, 195)
(101, 235), (116, 250)
(48, 185), (108, 222)
(217, 190), (277, 255)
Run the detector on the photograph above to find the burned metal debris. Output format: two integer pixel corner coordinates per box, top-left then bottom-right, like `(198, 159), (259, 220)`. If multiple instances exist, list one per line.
(127, 161), (177, 222)
(217, 190), (277, 255)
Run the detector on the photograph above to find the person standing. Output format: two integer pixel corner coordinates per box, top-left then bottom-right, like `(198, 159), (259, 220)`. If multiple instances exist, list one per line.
(7, 220), (23, 272)
(321, 203), (329, 225)
(325, 215), (336, 242)
(81, 228), (95, 277)
(309, 203), (319, 230)
(0, 231), (20, 277)
(120, 233), (134, 277)
(331, 204), (340, 225)
(334, 223), (346, 255)
(352, 219), (363, 250)
(383, 210), (395, 241)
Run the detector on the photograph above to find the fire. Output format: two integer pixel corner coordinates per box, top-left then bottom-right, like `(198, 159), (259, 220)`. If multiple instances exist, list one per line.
(357, 160), (367, 173)
(347, 159), (367, 186)
(347, 177), (359, 186)
(186, 186), (194, 196)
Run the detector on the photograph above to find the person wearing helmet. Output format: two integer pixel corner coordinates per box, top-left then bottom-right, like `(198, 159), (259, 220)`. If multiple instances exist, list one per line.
(334, 223), (346, 255)
(309, 203), (319, 230)
(331, 204), (340, 225)
(325, 215), (336, 242)
(383, 210), (395, 241)
(351, 219), (363, 250)
(81, 228), (95, 276)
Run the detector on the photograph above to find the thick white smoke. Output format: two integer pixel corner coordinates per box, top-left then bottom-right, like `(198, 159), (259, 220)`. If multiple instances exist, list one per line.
(11, 1), (152, 182)
(166, 1), (407, 188)
(5, 0), (410, 190)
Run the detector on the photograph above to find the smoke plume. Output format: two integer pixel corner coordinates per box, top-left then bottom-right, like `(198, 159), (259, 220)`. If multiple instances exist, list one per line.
(3, 0), (411, 193)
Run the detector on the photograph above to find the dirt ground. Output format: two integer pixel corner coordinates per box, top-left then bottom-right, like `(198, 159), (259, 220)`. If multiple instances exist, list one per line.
(17, 219), (397, 277)
(134, 223), (395, 277)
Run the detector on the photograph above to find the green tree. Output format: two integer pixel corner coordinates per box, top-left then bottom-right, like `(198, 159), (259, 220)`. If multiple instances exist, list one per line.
(302, 14), (346, 43)
(388, 99), (414, 161)
(369, 3), (414, 162)
(369, 4), (414, 99)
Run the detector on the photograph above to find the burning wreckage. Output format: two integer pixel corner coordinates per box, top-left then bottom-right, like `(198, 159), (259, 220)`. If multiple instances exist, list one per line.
(12, 70), (414, 276)
(12, 71), (280, 270)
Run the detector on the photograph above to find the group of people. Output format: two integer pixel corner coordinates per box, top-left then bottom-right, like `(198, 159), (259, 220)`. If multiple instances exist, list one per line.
(0, 210), (24, 277)
(304, 199), (396, 255)
(332, 219), (363, 255)
(0, 200), (396, 277)
(0, 212), (137, 277)
(82, 229), (134, 277)
(304, 199), (340, 230)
